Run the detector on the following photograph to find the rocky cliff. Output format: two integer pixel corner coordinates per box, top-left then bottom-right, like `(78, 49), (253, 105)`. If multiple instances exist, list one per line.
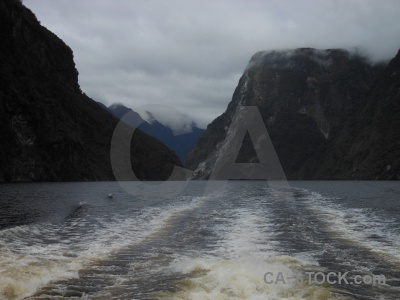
(0, 0), (181, 182)
(186, 48), (399, 179)
(328, 50), (400, 179)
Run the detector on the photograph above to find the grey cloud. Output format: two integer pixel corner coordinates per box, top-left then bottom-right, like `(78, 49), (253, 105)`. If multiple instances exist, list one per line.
(25, 0), (400, 128)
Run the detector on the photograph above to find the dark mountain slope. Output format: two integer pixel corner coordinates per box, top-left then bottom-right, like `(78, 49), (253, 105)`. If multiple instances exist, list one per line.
(187, 48), (391, 179)
(0, 0), (181, 182)
(108, 103), (145, 127)
(328, 50), (400, 179)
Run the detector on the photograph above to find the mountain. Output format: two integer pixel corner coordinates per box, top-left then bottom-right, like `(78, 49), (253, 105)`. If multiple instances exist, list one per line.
(0, 0), (182, 182)
(328, 50), (400, 179)
(108, 103), (204, 161)
(108, 103), (145, 127)
(186, 48), (399, 179)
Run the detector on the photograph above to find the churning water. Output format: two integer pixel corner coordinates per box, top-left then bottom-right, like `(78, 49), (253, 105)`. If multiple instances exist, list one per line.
(0, 181), (399, 299)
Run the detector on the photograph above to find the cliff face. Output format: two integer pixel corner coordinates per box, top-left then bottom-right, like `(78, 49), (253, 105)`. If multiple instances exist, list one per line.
(0, 0), (181, 182)
(186, 48), (399, 179)
(329, 50), (400, 179)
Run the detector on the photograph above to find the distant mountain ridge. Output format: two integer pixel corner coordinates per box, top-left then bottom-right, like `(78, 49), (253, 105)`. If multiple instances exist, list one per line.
(187, 48), (399, 179)
(0, 0), (182, 182)
(107, 103), (204, 161)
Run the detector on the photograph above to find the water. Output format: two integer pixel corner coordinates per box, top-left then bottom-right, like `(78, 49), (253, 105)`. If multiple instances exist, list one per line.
(0, 181), (399, 299)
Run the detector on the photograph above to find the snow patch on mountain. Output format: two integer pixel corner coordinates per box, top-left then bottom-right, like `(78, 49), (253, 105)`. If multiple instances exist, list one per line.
(134, 105), (200, 135)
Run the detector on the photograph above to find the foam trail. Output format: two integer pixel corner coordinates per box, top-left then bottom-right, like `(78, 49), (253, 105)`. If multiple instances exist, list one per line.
(305, 191), (400, 262)
(0, 196), (208, 300)
(155, 197), (339, 300)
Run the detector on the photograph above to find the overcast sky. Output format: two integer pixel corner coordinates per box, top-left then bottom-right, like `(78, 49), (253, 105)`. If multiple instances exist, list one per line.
(25, 0), (400, 128)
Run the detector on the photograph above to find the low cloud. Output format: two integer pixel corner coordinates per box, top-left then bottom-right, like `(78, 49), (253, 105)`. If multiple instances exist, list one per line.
(25, 0), (400, 127)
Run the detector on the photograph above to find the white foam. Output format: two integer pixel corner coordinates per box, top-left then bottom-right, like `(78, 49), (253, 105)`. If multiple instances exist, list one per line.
(304, 190), (400, 263)
(212, 206), (278, 258)
(159, 255), (335, 300)
(0, 195), (209, 299)
(154, 194), (338, 300)
(0, 251), (80, 300)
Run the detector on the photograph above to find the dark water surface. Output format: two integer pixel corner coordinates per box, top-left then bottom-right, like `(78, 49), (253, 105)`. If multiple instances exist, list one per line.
(0, 181), (399, 299)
